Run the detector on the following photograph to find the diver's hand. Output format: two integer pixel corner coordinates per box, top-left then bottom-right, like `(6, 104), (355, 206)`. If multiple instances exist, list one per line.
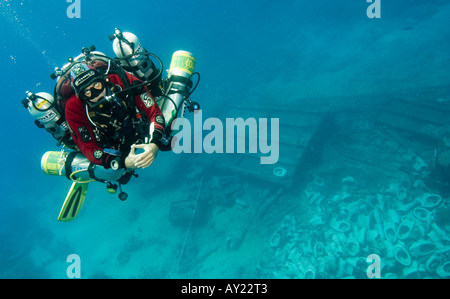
(126, 143), (159, 169)
(124, 146), (139, 169)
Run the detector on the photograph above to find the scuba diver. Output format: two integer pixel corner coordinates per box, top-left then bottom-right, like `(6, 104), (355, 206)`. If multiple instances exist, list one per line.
(21, 29), (200, 221)
(65, 61), (164, 171)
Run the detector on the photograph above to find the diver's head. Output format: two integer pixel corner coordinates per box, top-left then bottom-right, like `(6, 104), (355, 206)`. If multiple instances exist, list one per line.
(80, 80), (108, 106)
(70, 63), (108, 104)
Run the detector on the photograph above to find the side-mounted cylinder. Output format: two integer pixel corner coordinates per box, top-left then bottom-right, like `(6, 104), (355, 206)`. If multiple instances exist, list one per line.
(111, 29), (160, 83)
(41, 151), (130, 183)
(22, 91), (70, 142)
(160, 50), (196, 129)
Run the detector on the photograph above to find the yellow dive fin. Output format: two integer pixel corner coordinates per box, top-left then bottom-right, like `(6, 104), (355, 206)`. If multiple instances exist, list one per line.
(58, 182), (88, 222)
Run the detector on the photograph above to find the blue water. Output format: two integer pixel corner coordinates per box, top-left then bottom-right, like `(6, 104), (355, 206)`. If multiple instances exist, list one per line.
(1, 0), (450, 279)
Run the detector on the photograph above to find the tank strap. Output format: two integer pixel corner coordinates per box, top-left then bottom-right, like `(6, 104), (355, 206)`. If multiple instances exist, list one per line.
(64, 151), (80, 180)
(88, 163), (105, 183)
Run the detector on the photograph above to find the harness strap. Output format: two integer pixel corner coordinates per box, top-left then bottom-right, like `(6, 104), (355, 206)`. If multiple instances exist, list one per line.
(88, 163), (105, 183)
(64, 151), (79, 180)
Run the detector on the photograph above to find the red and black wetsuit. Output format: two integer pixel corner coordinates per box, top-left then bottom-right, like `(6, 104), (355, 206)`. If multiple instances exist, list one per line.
(65, 72), (165, 169)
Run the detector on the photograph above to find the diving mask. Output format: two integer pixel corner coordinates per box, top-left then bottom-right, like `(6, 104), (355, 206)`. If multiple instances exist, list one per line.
(81, 80), (105, 101)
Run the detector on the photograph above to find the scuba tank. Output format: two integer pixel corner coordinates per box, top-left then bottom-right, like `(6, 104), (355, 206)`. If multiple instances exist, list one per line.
(22, 49), (110, 148)
(108, 30), (200, 141)
(51, 47), (110, 80)
(110, 29), (160, 84)
(21, 91), (70, 143)
(161, 50), (199, 130)
(41, 150), (132, 199)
